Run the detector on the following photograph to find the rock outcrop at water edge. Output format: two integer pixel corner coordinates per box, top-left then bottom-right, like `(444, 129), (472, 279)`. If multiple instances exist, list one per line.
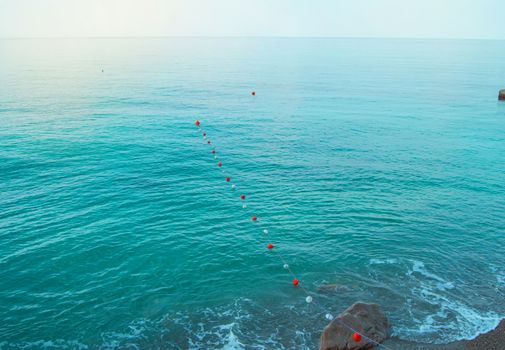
(320, 302), (391, 350)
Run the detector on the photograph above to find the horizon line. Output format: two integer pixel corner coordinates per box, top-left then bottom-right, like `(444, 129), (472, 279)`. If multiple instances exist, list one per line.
(1, 35), (504, 41)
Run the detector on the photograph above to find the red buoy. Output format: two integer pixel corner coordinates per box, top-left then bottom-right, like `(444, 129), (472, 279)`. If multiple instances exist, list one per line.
(267, 243), (274, 250)
(293, 279), (299, 286)
(195, 120), (200, 126)
(251, 216), (257, 221)
(240, 195), (246, 200)
(251, 91), (256, 96)
(353, 333), (362, 342)
(218, 162), (222, 167)
(211, 150), (216, 154)
(226, 177), (231, 182)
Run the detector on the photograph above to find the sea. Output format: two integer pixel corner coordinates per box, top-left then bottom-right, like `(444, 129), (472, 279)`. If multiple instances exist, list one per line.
(0, 37), (504, 349)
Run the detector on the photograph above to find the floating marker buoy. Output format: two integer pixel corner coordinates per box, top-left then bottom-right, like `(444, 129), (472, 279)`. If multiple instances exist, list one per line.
(251, 216), (257, 221)
(353, 333), (362, 342)
(203, 133), (206, 136)
(226, 177), (230, 182)
(240, 195), (246, 200)
(252, 91), (256, 96)
(283, 263), (289, 269)
(325, 313), (333, 320)
(207, 140), (211, 144)
(242, 204), (247, 209)
(218, 162), (222, 167)
(267, 243), (274, 250)
(195, 120), (200, 127)
(306, 296), (313, 303)
(263, 229), (269, 234)
(293, 279), (299, 286)
(211, 150), (216, 154)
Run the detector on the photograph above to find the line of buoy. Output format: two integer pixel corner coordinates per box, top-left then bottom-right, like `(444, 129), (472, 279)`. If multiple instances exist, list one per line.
(195, 120), (393, 350)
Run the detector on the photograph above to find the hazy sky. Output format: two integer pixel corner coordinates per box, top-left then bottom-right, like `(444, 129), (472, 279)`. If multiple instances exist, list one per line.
(0, 0), (504, 39)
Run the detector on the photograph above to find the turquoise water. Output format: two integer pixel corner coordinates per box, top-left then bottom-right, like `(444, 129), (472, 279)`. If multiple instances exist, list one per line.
(1, 38), (504, 349)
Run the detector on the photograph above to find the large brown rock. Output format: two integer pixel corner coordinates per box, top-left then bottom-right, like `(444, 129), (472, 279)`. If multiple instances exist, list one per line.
(499, 89), (505, 101)
(320, 302), (391, 350)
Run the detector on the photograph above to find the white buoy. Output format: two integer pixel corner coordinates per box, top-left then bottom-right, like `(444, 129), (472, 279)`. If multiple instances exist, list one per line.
(306, 296), (313, 303)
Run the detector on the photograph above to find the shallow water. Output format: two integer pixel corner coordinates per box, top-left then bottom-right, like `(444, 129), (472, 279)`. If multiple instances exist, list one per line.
(0, 37), (504, 349)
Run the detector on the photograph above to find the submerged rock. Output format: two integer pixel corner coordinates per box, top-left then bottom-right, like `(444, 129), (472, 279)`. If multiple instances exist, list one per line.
(499, 89), (505, 100)
(317, 284), (351, 294)
(320, 302), (391, 350)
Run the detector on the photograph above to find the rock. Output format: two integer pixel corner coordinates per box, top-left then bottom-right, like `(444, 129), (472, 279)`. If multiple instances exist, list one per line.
(499, 89), (505, 101)
(320, 302), (391, 350)
(317, 284), (351, 294)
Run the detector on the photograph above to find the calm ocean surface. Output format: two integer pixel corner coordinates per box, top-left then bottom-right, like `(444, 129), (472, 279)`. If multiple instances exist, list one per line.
(0, 38), (504, 349)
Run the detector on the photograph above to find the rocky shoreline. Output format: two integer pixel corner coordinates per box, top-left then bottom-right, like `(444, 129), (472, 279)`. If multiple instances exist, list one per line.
(320, 302), (504, 350)
(383, 320), (504, 349)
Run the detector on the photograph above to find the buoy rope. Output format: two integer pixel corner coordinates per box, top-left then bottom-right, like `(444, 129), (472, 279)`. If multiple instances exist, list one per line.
(195, 120), (394, 350)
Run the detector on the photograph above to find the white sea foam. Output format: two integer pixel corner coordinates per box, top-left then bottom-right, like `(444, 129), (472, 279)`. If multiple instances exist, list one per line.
(498, 272), (505, 286)
(218, 323), (245, 350)
(490, 265), (505, 287)
(0, 340), (88, 350)
(408, 260), (454, 290)
(394, 259), (502, 343)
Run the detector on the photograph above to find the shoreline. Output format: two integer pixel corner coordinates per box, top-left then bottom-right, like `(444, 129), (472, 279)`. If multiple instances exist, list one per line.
(380, 320), (505, 350)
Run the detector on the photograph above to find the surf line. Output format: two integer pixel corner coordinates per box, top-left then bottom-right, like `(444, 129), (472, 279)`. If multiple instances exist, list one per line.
(195, 119), (393, 350)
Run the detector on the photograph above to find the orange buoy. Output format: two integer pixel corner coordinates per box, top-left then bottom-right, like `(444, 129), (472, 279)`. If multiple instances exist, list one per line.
(293, 279), (299, 286)
(353, 333), (362, 342)
(267, 243), (274, 250)
(240, 195), (246, 200)
(218, 162), (222, 167)
(251, 216), (257, 221)
(226, 177), (230, 182)
(195, 120), (200, 126)
(251, 91), (256, 96)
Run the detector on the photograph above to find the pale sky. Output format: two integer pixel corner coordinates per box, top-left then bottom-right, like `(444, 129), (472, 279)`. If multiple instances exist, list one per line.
(0, 0), (504, 39)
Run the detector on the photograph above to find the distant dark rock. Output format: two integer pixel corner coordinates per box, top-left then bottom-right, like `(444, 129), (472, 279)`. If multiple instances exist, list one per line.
(320, 302), (391, 350)
(499, 89), (505, 100)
